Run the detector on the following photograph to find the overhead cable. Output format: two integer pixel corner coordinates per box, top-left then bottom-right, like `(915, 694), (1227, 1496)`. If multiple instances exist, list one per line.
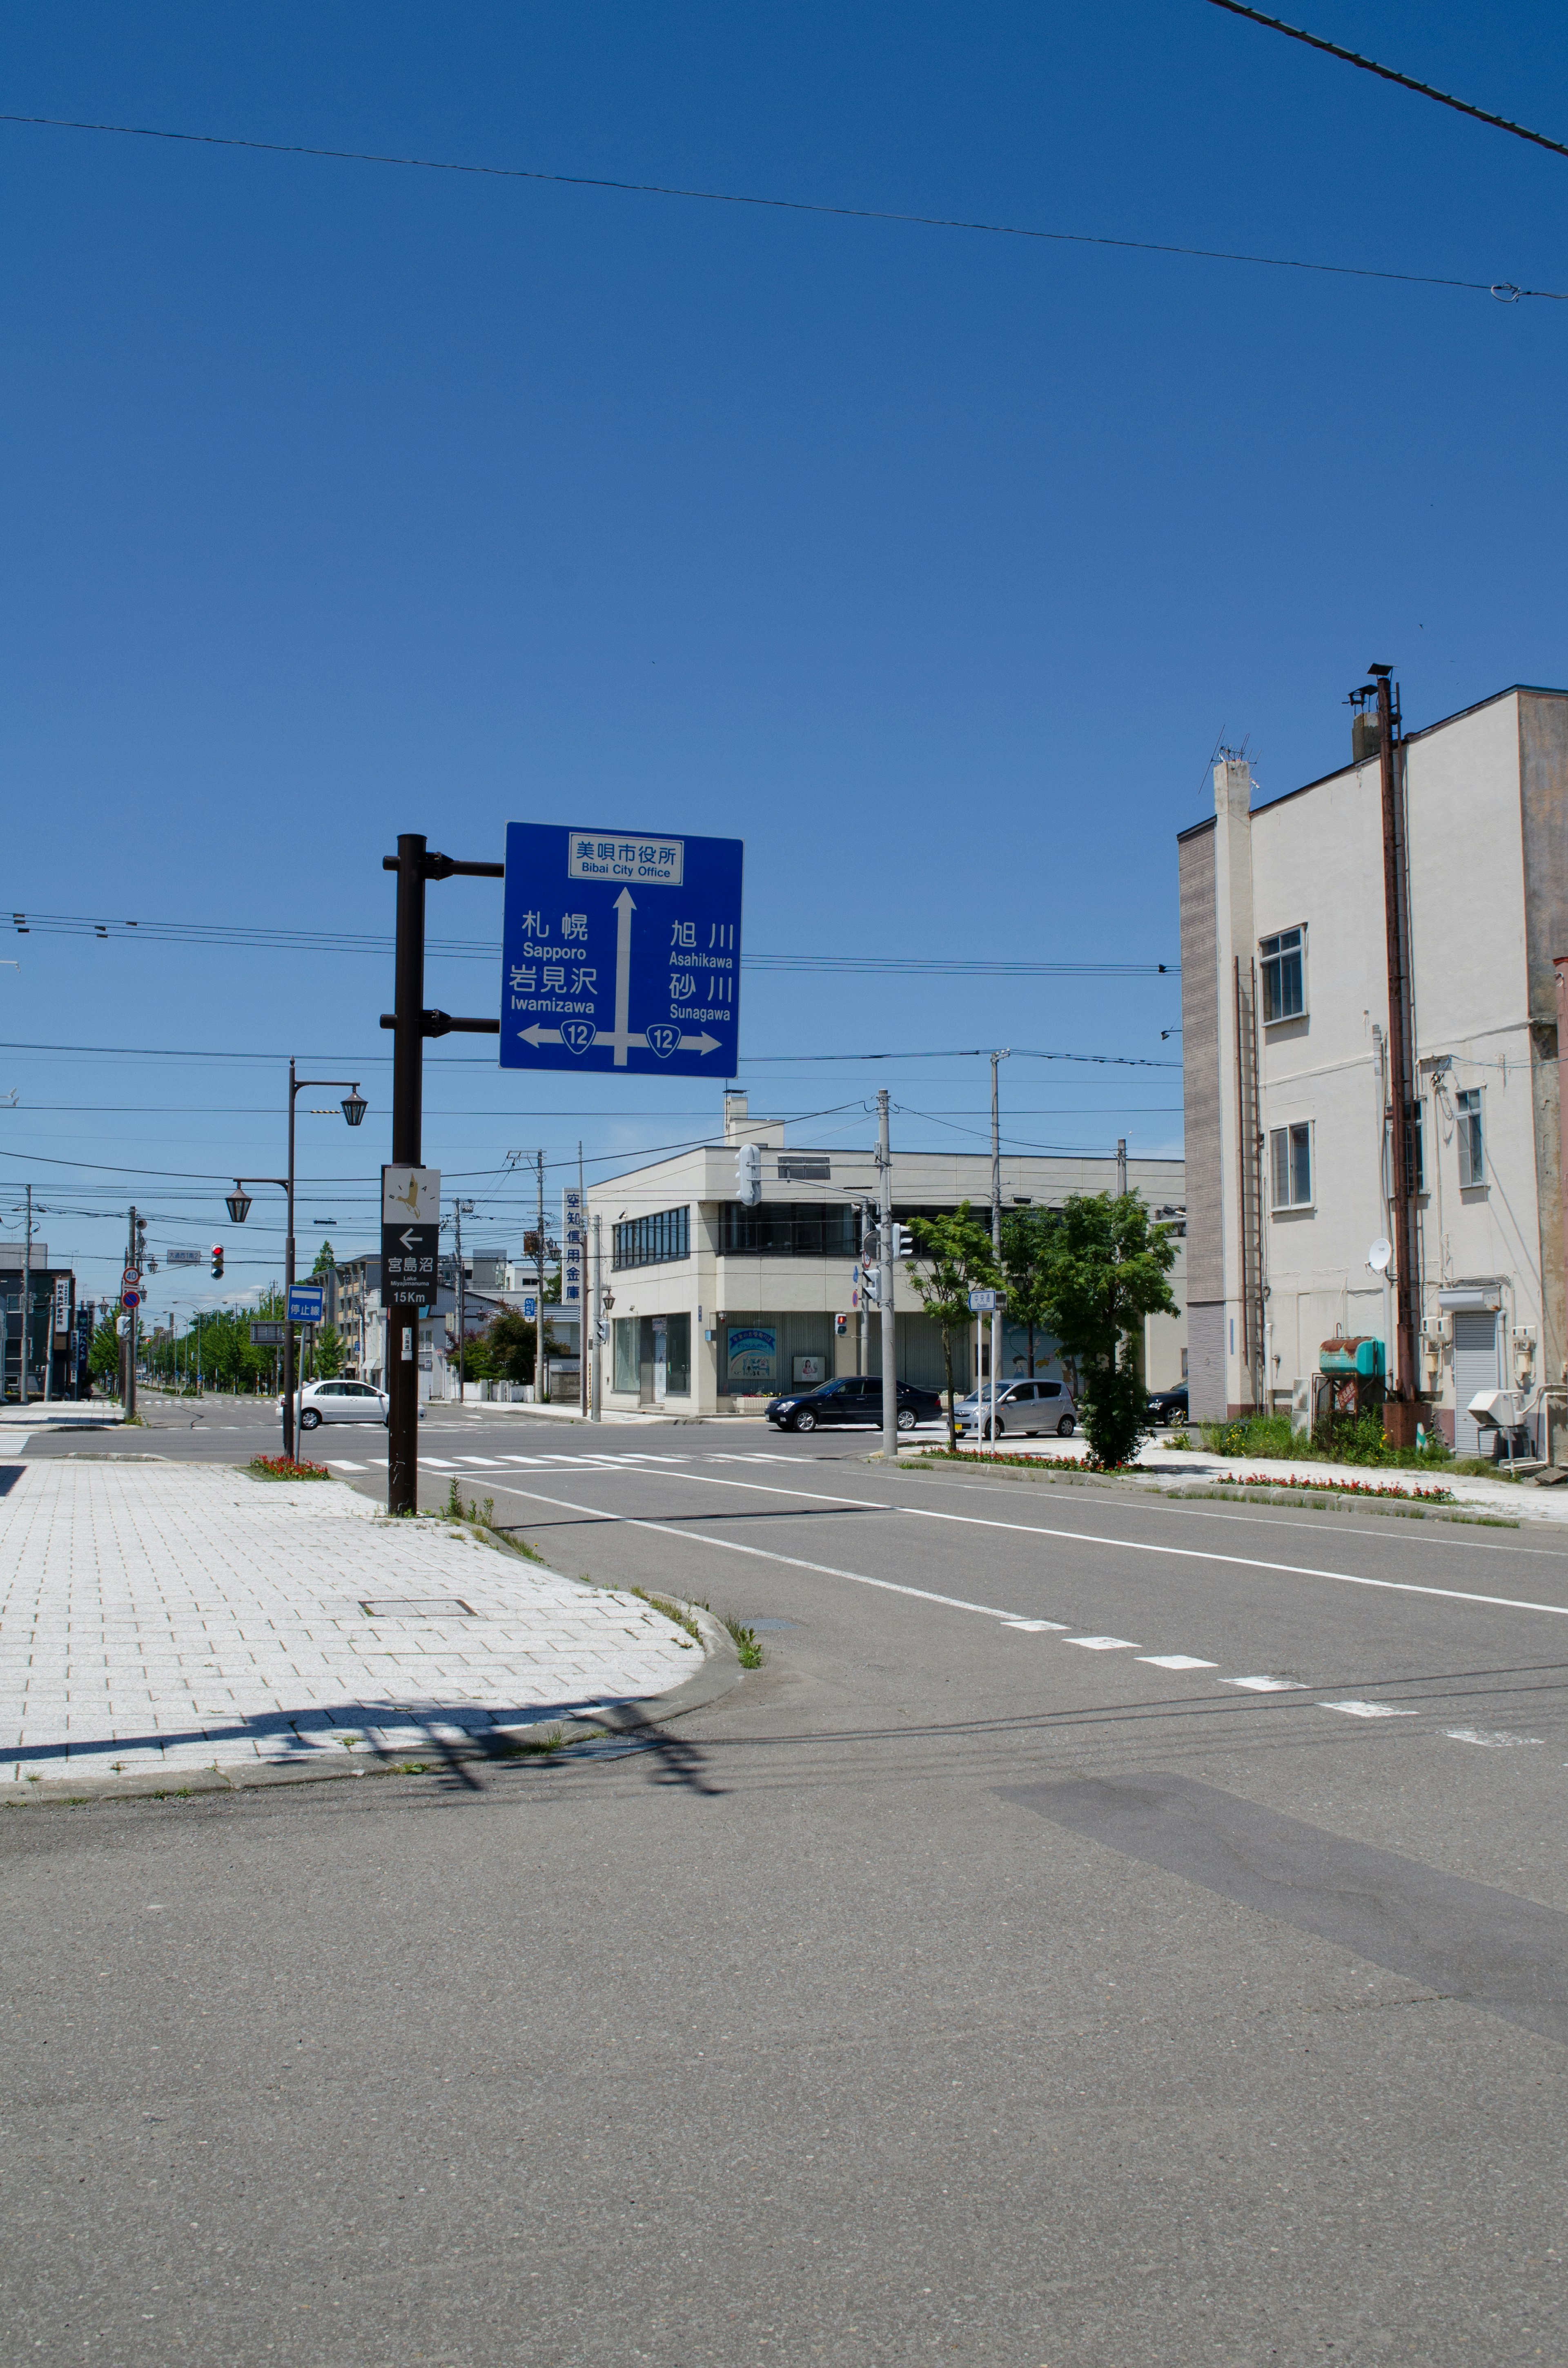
(1203, 0), (1568, 166)
(0, 109), (1556, 301)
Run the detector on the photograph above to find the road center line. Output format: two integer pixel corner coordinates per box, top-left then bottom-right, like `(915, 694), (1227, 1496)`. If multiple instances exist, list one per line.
(531, 1459), (1568, 1623)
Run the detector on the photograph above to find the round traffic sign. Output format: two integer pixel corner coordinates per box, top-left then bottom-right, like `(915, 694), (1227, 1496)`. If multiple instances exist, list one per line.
(122, 1266), (142, 1289)
(120, 1287), (142, 1310)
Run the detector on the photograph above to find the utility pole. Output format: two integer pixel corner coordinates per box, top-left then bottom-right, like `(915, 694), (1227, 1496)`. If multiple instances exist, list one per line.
(125, 1202), (138, 1420)
(989, 1051), (1009, 1433)
(877, 1090), (898, 1462)
(590, 1211), (603, 1421)
(535, 1150), (548, 1404)
(1117, 1137), (1128, 1199)
(19, 1184), (31, 1409)
(452, 1196), (468, 1404)
(1371, 664), (1419, 1416)
(579, 1141), (589, 1418)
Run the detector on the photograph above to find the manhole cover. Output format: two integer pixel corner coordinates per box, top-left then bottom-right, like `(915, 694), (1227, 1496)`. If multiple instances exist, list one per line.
(360, 1598), (476, 1618)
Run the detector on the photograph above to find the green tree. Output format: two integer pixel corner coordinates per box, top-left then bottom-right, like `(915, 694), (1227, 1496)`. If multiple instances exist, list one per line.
(998, 1206), (1060, 1379)
(313, 1322), (344, 1379)
(310, 1240), (336, 1278)
(908, 1200), (999, 1451)
(88, 1313), (122, 1389)
(1036, 1193), (1179, 1469)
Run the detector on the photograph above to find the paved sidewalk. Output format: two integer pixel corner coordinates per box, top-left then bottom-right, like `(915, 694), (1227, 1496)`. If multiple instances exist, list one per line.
(0, 1462), (703, 1786)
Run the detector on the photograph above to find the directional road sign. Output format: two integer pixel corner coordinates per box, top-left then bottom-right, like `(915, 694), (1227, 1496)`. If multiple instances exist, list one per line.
(287, 1284), (325, 1324)
(382, 1164), (441, 1310)
(165, 1248), (202, 1268)
(499, 823), (742, 1077)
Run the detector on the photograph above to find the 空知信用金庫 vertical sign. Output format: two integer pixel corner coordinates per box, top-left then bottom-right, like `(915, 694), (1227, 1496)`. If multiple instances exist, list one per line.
(561, 1186), (584, 1309)
(499, 825), (742, 1075)
(382, 1165), (441, 1309)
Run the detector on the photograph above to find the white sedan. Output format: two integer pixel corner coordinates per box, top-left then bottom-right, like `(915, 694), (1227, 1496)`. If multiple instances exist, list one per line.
(285, 1380), (390, 1432)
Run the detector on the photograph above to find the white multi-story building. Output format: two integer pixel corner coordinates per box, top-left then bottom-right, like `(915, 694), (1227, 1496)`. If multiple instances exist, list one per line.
(581, 1095), (1185, 1416)
(1177, 681), (1568, 1447)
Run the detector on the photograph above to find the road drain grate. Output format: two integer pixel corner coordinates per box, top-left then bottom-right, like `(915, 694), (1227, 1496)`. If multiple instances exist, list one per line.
(360, 1598), (476, 1618)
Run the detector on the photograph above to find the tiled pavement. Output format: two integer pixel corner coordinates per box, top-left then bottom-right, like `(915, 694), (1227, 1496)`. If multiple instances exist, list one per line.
(0, 1461), (701, 1784)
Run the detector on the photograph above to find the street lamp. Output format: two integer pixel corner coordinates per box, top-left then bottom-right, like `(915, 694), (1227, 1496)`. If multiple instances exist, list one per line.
(229, 1063), (370, 1460)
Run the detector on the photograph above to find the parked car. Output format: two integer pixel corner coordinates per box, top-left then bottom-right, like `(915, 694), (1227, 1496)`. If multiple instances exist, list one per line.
(765, 1377), (945, 1433)
(285, 1379), (391, 1432)
(954, 1377), (1077, 1440)
(1145, 1385), (1189, 1425)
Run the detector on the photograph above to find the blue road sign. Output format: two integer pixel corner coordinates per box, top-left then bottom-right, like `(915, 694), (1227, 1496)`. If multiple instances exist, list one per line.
(288, 1284), (325, 1324)
(499, 824), (742, 1077)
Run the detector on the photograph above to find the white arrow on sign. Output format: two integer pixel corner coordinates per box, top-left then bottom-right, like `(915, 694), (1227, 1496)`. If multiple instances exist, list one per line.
(518, 1024), (721, 1057)
(398, 1227), (422, 1251)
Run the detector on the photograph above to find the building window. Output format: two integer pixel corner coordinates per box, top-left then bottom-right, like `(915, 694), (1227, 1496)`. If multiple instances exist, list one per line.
(1270, 1121), (1313, 1211)
(612, 1206), (690, 1271)
(610, 1313), (691, 1396)
(1259, 926), (1305, 1023)
(1457, 1089), (1485, 1187)
(717, 1202), (858, 1256)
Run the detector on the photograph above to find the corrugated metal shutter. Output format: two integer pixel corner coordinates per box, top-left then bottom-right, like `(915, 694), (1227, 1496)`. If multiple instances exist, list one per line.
(1452, 1310), (1499, 1455)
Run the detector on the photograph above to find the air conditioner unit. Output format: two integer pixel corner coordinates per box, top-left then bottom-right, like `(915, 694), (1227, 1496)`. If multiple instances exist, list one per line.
(1468, 1387), (1521, 1430)
(1421, 1314), (1449, 1345)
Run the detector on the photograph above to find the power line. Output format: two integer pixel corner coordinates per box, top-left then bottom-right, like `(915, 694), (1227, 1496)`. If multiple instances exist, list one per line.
(0, 108), (1556, 303)
(1, 1035), (1179, 1068)
(5, 909), (1175, 979)
(1203, 0), (1568, 166)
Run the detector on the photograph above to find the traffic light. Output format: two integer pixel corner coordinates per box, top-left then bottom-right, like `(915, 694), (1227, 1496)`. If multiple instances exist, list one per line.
(210, 1245), (224, 1280)
(892, 1224), (914, 1260)
(737, 1142), (762, 1207)
(861, 1264), (882, 1307)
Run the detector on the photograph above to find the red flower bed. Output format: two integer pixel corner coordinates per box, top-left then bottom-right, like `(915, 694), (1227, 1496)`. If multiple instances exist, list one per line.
(247, 1454), (332, 1481)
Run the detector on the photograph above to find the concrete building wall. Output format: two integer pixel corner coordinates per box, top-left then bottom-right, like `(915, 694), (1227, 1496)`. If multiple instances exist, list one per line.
(586, 1139), (1186, 1416)
(1178, 683), (1568, 1440)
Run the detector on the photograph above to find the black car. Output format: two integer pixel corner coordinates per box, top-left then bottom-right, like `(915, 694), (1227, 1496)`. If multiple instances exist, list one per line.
(1145, 1385), (1189, 1424)
(765, 1376), (945, 1433)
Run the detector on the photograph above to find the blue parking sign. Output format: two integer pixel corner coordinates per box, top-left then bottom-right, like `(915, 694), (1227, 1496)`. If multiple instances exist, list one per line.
(500, 824), (742, 1077)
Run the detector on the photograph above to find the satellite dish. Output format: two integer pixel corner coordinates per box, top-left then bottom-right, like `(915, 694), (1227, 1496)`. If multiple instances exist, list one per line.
(1368, 1238), (1392, 1273)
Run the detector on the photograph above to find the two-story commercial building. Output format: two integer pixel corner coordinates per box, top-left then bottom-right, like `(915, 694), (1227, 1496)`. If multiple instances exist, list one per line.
(1177, 681), (1568, 1448)
(582, 1097), (1185, 1416)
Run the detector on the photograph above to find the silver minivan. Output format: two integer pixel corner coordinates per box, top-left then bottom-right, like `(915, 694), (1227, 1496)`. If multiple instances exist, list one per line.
(954, 1378), (1077, 1441)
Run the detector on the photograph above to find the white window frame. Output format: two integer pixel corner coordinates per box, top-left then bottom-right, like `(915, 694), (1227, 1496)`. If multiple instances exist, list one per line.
(1457, 1088), (1485, 1188)
(1259, 925), (1307, 1025)
(1270, 1119), (1314, 1212)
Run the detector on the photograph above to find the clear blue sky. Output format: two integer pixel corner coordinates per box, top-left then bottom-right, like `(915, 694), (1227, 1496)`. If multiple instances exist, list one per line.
(4, 2), (1566, 1316)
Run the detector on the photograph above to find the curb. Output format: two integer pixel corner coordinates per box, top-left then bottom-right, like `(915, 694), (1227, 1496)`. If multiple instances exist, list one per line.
(890, 1454), (1524, 1528)
(1, 1592), (744, 1811)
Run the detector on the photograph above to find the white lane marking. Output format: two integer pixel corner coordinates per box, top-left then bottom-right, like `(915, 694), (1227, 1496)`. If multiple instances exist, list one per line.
(456, 1456), (501, 1466)
(1065, 1636), (1140, 1651)
(328, 1460), (368, 1471)
(1138, 1653), (1216, 1670)
(523, 1458), (1568, 1624)
(421, 1458), (457, 1469)
(1223, 1675), (1306, 1692)
(1323, 1700), (1419, 1718)
(1003, 1618), (1069, 1632)
(1444, 1727), (1544, 1747)
(475, 1481), (1061, 1624)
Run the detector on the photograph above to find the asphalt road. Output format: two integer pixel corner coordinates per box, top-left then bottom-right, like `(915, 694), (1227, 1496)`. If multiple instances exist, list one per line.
(5, 1401), (1568, 2366)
